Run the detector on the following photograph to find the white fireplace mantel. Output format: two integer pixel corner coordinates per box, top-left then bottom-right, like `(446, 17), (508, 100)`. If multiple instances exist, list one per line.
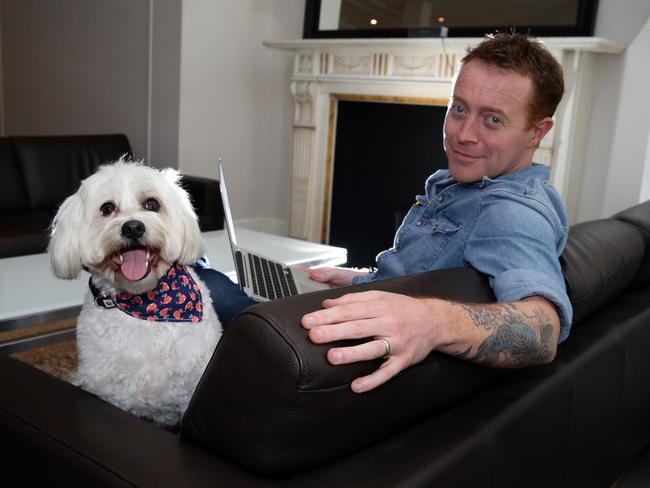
(265, 37), (624, 243)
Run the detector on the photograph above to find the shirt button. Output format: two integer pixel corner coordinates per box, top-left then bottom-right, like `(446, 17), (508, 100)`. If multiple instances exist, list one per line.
(416, 220), (422, 226)
(436, 194), (443, 202)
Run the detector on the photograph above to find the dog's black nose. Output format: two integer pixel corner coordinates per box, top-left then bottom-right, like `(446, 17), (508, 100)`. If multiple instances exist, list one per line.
(121, 220), (145, 240)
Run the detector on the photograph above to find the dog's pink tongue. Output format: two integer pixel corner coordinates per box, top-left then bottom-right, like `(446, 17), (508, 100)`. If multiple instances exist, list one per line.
(121, 249), (148, 281)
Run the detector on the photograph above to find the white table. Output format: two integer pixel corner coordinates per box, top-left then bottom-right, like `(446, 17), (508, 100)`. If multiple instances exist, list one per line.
(0, 228), (347, 322)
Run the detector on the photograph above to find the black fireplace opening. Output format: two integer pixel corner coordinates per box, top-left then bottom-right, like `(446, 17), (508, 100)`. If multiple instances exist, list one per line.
(328, 100), (448, 268)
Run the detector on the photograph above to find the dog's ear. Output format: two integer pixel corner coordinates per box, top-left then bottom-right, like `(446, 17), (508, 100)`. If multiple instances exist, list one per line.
(178, 211), (206, 264)
(48, 192), (85, 279)
(163, 168), (206, 264)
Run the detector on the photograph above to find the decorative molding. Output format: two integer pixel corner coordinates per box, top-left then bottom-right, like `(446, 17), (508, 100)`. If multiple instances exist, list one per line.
(271, 37), (625, 241)
(289, 126), (314, 240)
(290, 80), (316, 127)
(297, 53), (313, 75)
(321, 96), (337, 243)
(393, 54), (436, 76)
(333, 93), (448, 106)
(332, 54), (371, 74)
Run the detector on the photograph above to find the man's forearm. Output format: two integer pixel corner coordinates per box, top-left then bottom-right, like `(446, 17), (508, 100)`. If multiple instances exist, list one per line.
(302, 291), (562, 393)
(438, 297), (560, 367)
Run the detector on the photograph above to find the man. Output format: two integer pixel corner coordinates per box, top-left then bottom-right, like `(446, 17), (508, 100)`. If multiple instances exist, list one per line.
(300, 33), (572, 393)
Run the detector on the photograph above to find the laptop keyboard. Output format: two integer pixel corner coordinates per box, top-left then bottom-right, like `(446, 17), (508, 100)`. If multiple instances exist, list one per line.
(248, 255), (298, 300)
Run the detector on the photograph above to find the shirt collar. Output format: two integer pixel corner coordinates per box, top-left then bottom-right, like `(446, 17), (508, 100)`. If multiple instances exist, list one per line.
(426, 163), (549, 198)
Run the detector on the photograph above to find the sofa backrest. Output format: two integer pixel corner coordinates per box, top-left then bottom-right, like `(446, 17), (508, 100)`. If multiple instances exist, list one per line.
(0, 138), (29, 214)
(183, 200), (650, 476)
(614, 200), (650, 289)
(557, 199), (650, 325)
(10, 134), (132, 211)
(560, 213), (646, 324)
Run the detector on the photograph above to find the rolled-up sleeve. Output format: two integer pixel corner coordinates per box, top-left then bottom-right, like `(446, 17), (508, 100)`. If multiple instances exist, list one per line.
(465, 190), (573, 343)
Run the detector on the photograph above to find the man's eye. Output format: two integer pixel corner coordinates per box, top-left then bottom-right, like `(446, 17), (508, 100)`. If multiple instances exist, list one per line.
(144, 198), (160, 212)
(452, 103), (465, 114)
(100, 202), (116, 216)
(485, 115), (503, 126)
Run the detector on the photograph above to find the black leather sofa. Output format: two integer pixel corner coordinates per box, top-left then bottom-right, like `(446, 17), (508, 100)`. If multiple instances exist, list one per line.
(1, 200), (649, 487)
(0, 134), (223, 259)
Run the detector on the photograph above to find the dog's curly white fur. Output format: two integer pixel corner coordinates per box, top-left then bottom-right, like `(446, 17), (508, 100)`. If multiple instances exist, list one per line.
(49, 159), (222, 427)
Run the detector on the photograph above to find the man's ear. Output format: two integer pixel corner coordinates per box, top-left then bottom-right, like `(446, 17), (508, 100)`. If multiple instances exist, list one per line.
(529, 116), (554, 148)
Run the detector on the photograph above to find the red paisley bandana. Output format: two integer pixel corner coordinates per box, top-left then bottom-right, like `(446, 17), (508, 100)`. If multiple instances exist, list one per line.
(99, 264), (204, 323)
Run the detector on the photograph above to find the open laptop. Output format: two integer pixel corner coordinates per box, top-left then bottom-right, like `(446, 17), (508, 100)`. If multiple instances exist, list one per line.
(218, 159), (329, 302)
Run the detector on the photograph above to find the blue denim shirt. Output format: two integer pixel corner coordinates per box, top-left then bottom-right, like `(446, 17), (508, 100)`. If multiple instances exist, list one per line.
(353, 163), (573, 343)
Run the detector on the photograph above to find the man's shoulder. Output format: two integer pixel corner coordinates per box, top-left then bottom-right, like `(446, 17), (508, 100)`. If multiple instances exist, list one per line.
(479, 171), (569, 238)
(484, 165), (561, 205)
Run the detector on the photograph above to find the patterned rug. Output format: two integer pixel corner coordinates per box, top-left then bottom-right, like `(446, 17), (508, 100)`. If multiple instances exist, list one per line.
(1, 317), (77, 381)
(10, 339), (77, 381)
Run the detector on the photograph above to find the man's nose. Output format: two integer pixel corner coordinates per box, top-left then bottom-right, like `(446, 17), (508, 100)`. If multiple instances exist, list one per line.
(457, 116), (479, 143)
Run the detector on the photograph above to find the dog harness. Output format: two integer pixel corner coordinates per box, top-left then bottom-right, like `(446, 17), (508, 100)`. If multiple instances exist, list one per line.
(89, 264), (204, 323)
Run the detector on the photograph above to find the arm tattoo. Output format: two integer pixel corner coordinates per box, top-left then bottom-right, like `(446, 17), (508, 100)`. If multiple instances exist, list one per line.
(455, 302), (554, 366)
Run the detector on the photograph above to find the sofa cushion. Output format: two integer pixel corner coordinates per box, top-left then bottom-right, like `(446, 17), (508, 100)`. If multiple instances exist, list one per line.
(0, 138), (29, 213)
(0, 210), (54, 258)
(182, 267), (505, 475)
(560, 216), (645, 325)
(12, 134), (132, 210)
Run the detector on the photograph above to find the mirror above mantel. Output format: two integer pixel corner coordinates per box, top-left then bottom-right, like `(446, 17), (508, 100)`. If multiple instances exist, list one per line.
(304, 0), (600, 38)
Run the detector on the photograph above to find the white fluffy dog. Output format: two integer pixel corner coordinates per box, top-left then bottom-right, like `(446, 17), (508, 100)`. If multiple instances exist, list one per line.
(49, 159), (222, 427)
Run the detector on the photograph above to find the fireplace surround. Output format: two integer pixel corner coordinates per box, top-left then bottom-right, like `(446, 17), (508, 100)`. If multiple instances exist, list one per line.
(265, 37), (623, 244)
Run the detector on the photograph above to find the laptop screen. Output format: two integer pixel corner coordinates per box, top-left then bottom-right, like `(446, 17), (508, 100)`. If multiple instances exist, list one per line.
(218, 159), (246, 286)
(219, 159), (238, 248)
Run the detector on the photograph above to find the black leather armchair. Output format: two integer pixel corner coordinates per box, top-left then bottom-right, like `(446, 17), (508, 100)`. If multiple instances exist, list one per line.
(1, 200), (649, 487)
(0, 134), (222, 258)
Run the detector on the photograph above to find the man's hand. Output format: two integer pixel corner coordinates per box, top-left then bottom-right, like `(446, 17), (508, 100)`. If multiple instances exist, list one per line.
(301, 291), (447, 393)
(307, 267), (370, 288)
(301, 292), (560, 393)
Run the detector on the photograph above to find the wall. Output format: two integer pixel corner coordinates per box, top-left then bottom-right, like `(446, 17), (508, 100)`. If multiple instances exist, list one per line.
(576, 1), (650, 220)
(178, 0), (303, 233)
(642, 122), (650, 202)
(0, 0), (181, 166)
(0, 0), (304, 233)
(1, 0), (647, 231)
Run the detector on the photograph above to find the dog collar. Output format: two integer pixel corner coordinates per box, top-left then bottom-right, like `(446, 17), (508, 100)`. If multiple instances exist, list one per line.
(89, 264), (203, 323)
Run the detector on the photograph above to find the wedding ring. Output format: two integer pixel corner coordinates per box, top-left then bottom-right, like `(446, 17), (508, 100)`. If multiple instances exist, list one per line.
(377, 337), (391, 359)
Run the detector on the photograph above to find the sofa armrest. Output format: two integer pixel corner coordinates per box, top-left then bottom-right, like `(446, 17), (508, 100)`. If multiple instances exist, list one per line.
(0, 355), (266, 486)
(180, 174), (223, 232)
(182, 266), (504, 475)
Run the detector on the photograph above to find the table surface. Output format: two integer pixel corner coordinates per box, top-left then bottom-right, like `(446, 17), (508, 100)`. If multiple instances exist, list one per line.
(0, 228), (347, 322)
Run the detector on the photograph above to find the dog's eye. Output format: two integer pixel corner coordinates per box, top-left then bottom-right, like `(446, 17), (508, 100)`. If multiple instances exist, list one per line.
(143, 198), (160, 212)
(100, 202), (116, 216)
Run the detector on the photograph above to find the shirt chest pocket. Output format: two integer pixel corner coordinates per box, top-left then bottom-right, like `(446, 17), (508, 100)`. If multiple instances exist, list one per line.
(397, 212), (463, 273)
